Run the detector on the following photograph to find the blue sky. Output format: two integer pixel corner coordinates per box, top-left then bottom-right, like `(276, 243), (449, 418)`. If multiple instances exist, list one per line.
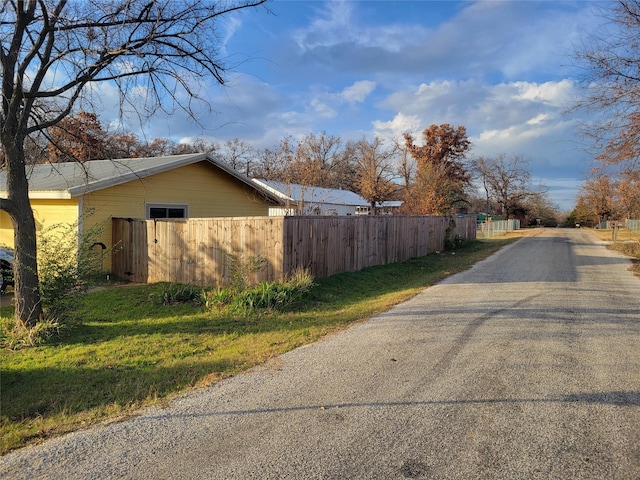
(113, 0), (610, 211)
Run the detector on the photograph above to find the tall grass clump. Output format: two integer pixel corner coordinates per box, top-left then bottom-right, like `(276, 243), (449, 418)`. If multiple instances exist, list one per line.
(0, 315), (61, 350)
(232, 268), (315, 312)
(204, 268), (315, 313)
(150, 283), (205, 305)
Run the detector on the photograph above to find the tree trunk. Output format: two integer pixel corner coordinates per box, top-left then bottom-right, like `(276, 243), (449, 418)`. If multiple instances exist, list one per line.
(2, 139), (43, 328)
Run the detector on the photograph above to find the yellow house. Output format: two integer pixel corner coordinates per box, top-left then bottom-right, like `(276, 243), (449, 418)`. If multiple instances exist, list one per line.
(0, 153), (282, 270)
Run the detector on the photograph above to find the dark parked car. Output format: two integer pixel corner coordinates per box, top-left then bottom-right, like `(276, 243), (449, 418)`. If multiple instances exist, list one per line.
(0, 248), (14, 293)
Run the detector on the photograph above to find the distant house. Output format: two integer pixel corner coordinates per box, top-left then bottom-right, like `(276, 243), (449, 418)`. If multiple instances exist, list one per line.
(0, 154), (282, 269)
(376, 200), (404, 215)
(252, 179), (371, 216)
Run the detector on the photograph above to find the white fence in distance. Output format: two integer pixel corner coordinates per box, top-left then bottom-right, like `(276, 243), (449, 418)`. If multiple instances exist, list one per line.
(596, 219), (640, 231)
(625, 219), (640, 231)
(476, 219), (520, 238)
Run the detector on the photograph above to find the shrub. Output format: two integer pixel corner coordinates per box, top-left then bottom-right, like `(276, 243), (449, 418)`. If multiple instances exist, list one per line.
(444, 218), (465, 250)
(37, 220), (112, 314)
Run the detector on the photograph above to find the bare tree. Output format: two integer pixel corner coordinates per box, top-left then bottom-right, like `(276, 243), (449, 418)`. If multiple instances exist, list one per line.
(471, 155), (534, 218)
(393, 135), (416, 189)
(0, 0), (267, 327)
(222, 137), (255, 176)
(292, 132), (355, 190)
(525, 188), (560, 227)
(354, 136), (398, 213)
(573, 0), (640, 218)
(253, 145), (286, 181)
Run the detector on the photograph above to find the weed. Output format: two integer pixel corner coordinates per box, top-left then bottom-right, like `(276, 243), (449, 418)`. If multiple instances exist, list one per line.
(203, 287), (234, 309)
(150, 283), (205, 306)
(204, 268), (315, 313)
(0, 315), (61, 350)
(218, 250), (268, 292)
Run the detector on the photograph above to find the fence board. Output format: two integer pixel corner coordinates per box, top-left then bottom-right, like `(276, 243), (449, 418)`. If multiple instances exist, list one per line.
(112, 215), (476, 285)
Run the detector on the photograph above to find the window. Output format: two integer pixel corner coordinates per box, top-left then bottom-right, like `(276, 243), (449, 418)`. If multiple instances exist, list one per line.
(146, 203), (188, 219)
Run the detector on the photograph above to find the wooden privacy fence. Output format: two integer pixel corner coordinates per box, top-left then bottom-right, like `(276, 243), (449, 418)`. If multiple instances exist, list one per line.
(112, 215), (477, 285)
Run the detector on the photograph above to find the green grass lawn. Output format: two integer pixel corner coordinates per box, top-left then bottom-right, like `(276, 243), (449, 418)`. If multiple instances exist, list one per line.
(1, 238), (517, 454)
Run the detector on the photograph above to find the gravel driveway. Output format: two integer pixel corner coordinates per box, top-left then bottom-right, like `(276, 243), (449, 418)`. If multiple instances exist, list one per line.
(1, 228), (639, 479)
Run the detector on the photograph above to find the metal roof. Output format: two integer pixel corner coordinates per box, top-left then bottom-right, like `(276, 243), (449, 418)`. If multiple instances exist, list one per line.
(252, 179), (370, 207)
(0, 154), (283, 204)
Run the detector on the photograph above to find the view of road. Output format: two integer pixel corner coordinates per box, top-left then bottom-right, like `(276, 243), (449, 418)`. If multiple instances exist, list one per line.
(1, 228), (639, 479)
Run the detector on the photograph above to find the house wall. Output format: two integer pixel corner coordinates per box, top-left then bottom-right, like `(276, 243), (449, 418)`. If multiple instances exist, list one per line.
(0, 199), (79, 248)
(76, 162), (267, 271)
(0, 211), (13, 247)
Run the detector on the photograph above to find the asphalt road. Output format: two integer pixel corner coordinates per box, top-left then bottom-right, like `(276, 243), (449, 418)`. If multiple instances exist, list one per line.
(1, 228), (639, 479)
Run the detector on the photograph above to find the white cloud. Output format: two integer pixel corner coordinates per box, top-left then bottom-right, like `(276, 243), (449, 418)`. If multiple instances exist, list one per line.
(220, 14), (243, 47)
(310, 98), (337, 118)
(341, 80), (376, 104)
(292, 1), (355, 50)
(526, 114), (549, 126)
(512, 80), (576, 106)
(373, 112), (422, 140)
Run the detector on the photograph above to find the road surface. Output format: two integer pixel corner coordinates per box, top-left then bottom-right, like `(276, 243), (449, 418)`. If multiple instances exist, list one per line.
(1, 228), (639, 479)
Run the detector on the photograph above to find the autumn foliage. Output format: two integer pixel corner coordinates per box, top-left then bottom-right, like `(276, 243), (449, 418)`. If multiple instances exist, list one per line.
(573, 1), (640, 223)
(402, 124), (471, 215)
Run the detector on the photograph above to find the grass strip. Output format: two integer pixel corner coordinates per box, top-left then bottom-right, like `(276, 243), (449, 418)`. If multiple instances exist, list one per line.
(1, 238), (516, 454)
(586, 228), (640, 277)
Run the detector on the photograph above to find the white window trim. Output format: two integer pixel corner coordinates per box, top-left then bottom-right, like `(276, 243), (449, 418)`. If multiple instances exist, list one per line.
(145, 203), (189, 220)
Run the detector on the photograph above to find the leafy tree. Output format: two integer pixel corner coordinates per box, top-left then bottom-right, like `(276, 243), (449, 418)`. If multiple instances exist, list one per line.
(106, 132), (141, 160)
(401, 162), (458, 215)
(0, 0), (267, 327)
(403, 124), (471, 215)
(47, 111), (108, 163)
(568, 197), (600, 227)
(618, 170), (640, 218)
(134, 137), (173, 158)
